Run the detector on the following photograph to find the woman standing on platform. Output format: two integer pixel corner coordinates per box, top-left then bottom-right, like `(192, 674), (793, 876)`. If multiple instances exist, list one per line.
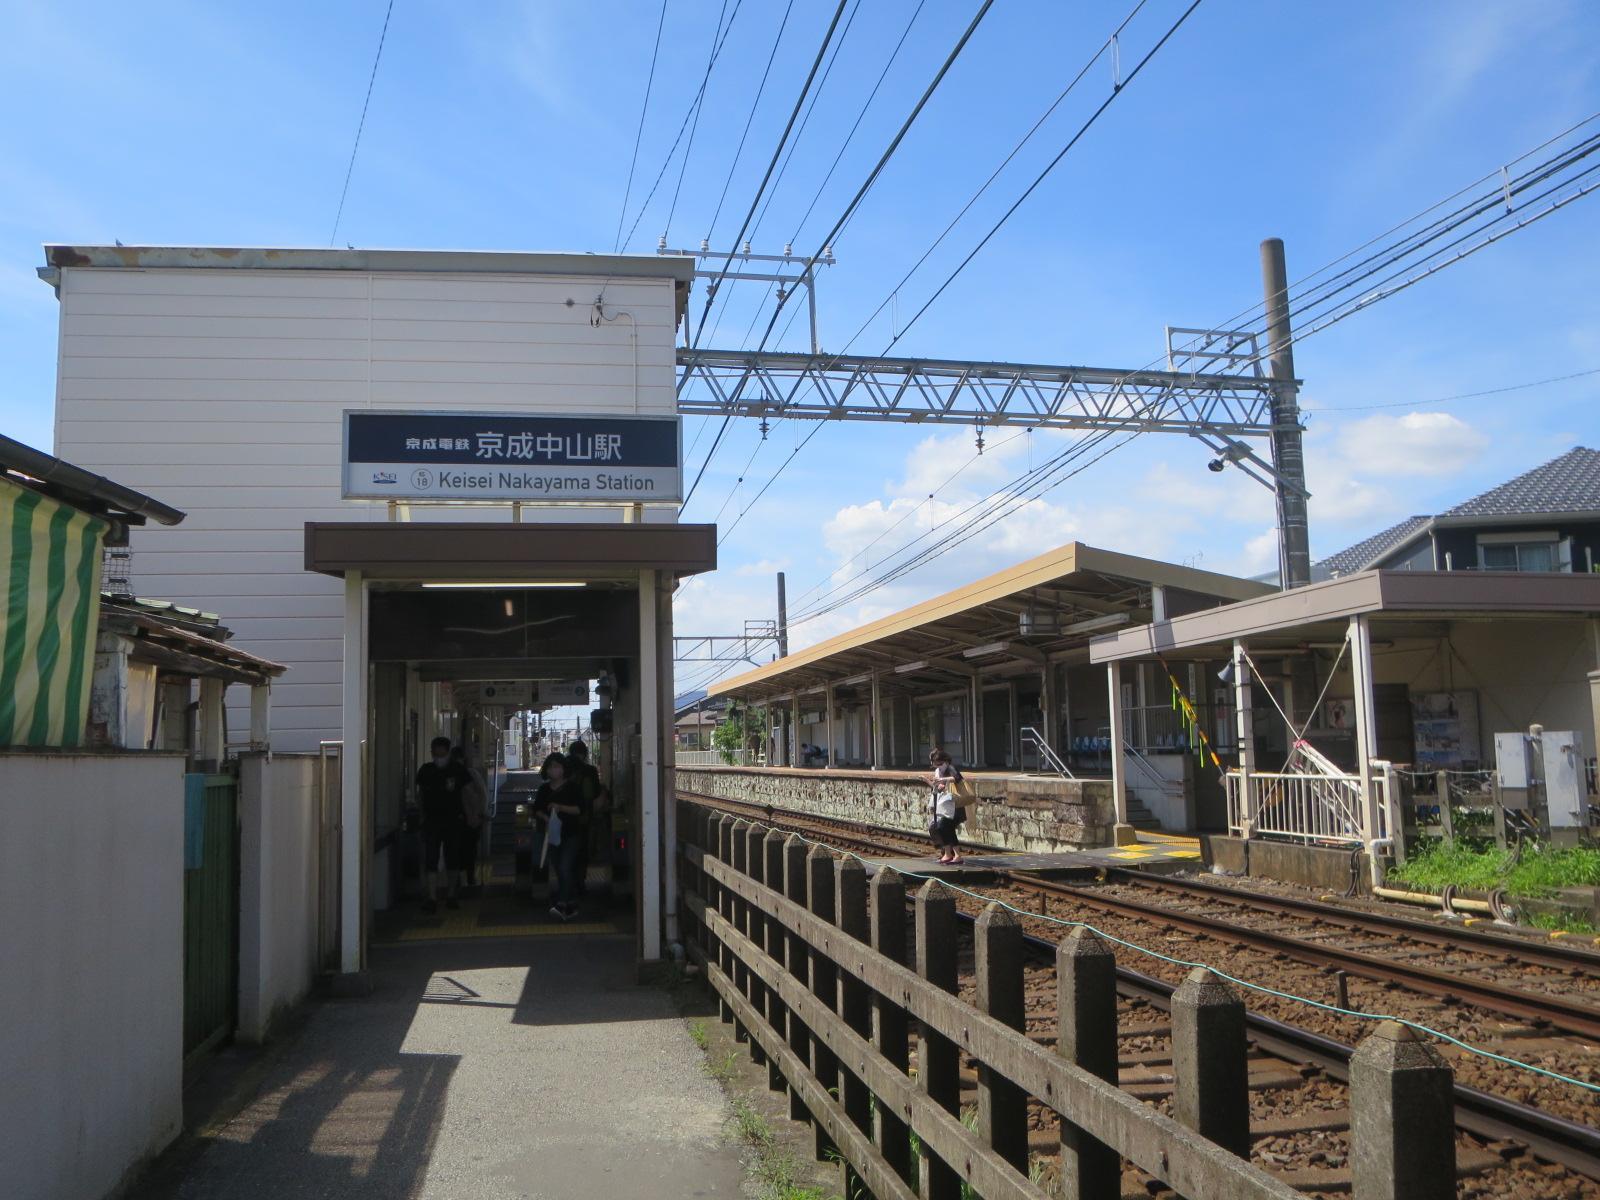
(925, 749), (964, 866)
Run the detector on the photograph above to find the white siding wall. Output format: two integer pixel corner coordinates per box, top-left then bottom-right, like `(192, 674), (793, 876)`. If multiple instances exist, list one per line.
(53, 266), (682, 750)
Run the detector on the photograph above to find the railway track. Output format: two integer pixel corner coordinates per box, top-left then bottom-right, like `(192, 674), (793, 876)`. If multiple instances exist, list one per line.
(679, 793), (1600, 1193)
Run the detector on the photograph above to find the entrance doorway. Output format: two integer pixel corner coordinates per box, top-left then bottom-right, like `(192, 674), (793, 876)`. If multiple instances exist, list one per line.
(304, 520), (717, 980)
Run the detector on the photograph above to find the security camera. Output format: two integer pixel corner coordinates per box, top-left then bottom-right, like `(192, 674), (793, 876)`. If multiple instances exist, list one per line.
(1207, 457), (1226, 473)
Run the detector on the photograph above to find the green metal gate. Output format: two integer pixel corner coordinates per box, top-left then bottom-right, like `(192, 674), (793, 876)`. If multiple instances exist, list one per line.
(183, 773), (239, 1061)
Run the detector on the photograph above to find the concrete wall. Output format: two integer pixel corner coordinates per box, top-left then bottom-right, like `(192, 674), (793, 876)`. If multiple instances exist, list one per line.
(0, 751), (186, 1200)
(238, 753), (323, 1042)
(677, 765), (1117, 852)
(52, 264), (682, 751)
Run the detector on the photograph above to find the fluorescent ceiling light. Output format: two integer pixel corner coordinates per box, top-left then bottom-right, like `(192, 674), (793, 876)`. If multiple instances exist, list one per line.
(421, 581), (586, 589)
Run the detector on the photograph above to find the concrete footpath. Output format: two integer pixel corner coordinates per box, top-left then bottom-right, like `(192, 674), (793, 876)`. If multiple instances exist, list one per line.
(131, 935), (748, 1199)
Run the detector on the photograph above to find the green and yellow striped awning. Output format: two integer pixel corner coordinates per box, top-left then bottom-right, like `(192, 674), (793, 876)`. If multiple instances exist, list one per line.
(0, 476), (108, 747)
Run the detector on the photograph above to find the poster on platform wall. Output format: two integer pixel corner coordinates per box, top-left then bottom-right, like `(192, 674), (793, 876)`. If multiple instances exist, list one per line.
(1411, 690), (1480, 767)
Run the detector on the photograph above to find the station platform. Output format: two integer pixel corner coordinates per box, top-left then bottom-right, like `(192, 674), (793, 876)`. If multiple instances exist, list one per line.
(867, 829), (1204, 880)
(131, 931), (744, 1199)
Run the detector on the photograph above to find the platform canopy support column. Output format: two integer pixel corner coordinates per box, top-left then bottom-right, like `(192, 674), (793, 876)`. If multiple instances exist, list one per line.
(1348, 614), (1384, 883)
(870, 673), (883, 770)
(1106, 661), (1135, 847)
(1231, 638), (1255, 840)
(339, 568), (368, 981)
(824, 683), (835, 769)
(640, 568), (663, 961)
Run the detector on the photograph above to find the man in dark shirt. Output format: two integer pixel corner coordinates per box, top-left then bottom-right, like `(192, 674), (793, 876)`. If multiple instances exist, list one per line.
(565, 740), (610, 902)
(415, 736), (471, 913)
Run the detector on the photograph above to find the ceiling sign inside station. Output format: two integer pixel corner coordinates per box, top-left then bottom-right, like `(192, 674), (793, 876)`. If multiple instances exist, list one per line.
(342, 411), (680, 503)
(456, 679), (591, 708)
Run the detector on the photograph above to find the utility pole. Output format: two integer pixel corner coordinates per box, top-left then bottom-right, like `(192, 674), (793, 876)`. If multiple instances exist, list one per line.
(776, 571), (789, 659)
(1260, 237), (1312, 589)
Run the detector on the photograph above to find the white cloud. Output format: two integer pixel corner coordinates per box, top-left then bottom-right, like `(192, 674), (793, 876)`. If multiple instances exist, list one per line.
(1334, 412), (1489, 478)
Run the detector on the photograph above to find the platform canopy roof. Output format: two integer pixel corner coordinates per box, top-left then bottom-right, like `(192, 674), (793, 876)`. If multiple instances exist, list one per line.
(1088, 568), (1600, 663)
(709, 542), (1273, 704)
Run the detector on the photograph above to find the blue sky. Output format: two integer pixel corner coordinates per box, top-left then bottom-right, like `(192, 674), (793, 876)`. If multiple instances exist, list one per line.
(3, 0), (1599, 689)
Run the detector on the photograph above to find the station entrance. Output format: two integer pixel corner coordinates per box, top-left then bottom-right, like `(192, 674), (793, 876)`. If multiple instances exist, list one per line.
(305, 520), (717, 981)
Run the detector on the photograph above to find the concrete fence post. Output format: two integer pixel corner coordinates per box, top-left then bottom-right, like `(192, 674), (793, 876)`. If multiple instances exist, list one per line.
(1056, 927), (1121, 1199)
(914, 880), (962, 1200)
(1171, 967), (1250, 1158)
(1350, 1021), (1455, 1200)
(806, 845), (841, 1164)
(869, 867), (912, 1184)
(763, 828), (790, 1094)
(783, 835), (815, 1124)
(974, 903), (1029, 1174)
(835, 856), (875, 1198)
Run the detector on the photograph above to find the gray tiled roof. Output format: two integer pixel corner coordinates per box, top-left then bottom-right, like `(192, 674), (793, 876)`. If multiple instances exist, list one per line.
(1444, 446), (1600, 517)
(1318, 515), (1431, 576)
(1315, 446), (1600, 576)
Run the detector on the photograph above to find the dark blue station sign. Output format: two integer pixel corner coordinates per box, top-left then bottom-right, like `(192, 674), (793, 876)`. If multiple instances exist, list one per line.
(342, 410), (681, 503)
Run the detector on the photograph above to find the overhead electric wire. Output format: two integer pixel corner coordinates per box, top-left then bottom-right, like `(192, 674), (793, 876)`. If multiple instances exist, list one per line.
(878, 0), (1206, 355)
(749, 0), (1000, 353)
(665, 0), (736, 241)
(618, 3), (744, 253)
(699, 0), (866, 349)
(329, 0), (396, 247)
(680, 0), (854, 511)
(1160, 112), (1600, 367)
(613, 0), (671, 253)
(704, 0), (800, 246)
(785, 128), (1600, 624)
(714, 0), (1190, 561)
(692, 0), (854, 346)
(1320, 365), (1600, 412)
(828, 0), (1151, 360)
(688, 0), (997, 516)
(786, 428), (1131, 623)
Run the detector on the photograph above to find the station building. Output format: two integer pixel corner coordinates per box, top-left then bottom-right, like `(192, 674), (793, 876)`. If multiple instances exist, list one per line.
(40, 244), (708, 975)
(703, 537), (1600, 883)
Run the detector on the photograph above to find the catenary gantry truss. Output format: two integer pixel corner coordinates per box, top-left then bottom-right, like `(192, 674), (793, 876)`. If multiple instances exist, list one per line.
(676, 348), (1290, 438)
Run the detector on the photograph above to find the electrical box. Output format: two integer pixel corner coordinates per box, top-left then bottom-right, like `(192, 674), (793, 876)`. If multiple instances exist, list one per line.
(1539, 730), (1586, 829)
(1493, 732), (1531, 809)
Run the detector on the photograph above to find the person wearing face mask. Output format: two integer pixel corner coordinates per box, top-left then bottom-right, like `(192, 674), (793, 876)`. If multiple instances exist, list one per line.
(415, 735), (471, 913)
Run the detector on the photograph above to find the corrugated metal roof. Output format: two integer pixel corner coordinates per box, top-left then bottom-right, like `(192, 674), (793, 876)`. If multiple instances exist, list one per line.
(1319, 515), (1430, 577)
(710, 542), (1272, 699)
(1443, 446), (1600, 517)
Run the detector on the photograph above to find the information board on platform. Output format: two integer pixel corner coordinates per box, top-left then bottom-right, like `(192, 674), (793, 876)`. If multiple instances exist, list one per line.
(342, 411), (680, 503)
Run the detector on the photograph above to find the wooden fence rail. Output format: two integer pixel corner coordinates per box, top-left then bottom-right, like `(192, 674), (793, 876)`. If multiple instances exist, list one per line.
(677, 801), (1457, 1200)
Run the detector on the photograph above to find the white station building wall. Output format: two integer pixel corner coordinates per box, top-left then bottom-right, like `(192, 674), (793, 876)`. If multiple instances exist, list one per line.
(50, 259), (683, 750)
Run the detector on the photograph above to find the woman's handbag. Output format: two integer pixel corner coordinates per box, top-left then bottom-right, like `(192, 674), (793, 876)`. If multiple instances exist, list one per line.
(950, 775), (977, 809)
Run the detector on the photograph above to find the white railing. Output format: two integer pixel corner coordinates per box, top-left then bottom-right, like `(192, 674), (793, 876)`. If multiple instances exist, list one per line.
(1226, 766), (1390, 846)
(676, 749), (766, 767)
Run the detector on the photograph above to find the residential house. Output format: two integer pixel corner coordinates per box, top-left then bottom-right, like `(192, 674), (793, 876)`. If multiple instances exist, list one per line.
(1318, 445), (1600, 578)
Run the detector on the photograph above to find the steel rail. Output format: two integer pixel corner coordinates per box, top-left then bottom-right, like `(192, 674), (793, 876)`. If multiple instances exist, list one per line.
(1097, 867), (1600, 973)
(999, 872), (1600, 1042)
(993, 916), (1600, 1180)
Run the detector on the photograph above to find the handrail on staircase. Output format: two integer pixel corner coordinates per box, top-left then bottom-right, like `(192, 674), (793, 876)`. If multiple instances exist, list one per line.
(1021, 726), (1074, 778)
(1123, 744), (1183, 797)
